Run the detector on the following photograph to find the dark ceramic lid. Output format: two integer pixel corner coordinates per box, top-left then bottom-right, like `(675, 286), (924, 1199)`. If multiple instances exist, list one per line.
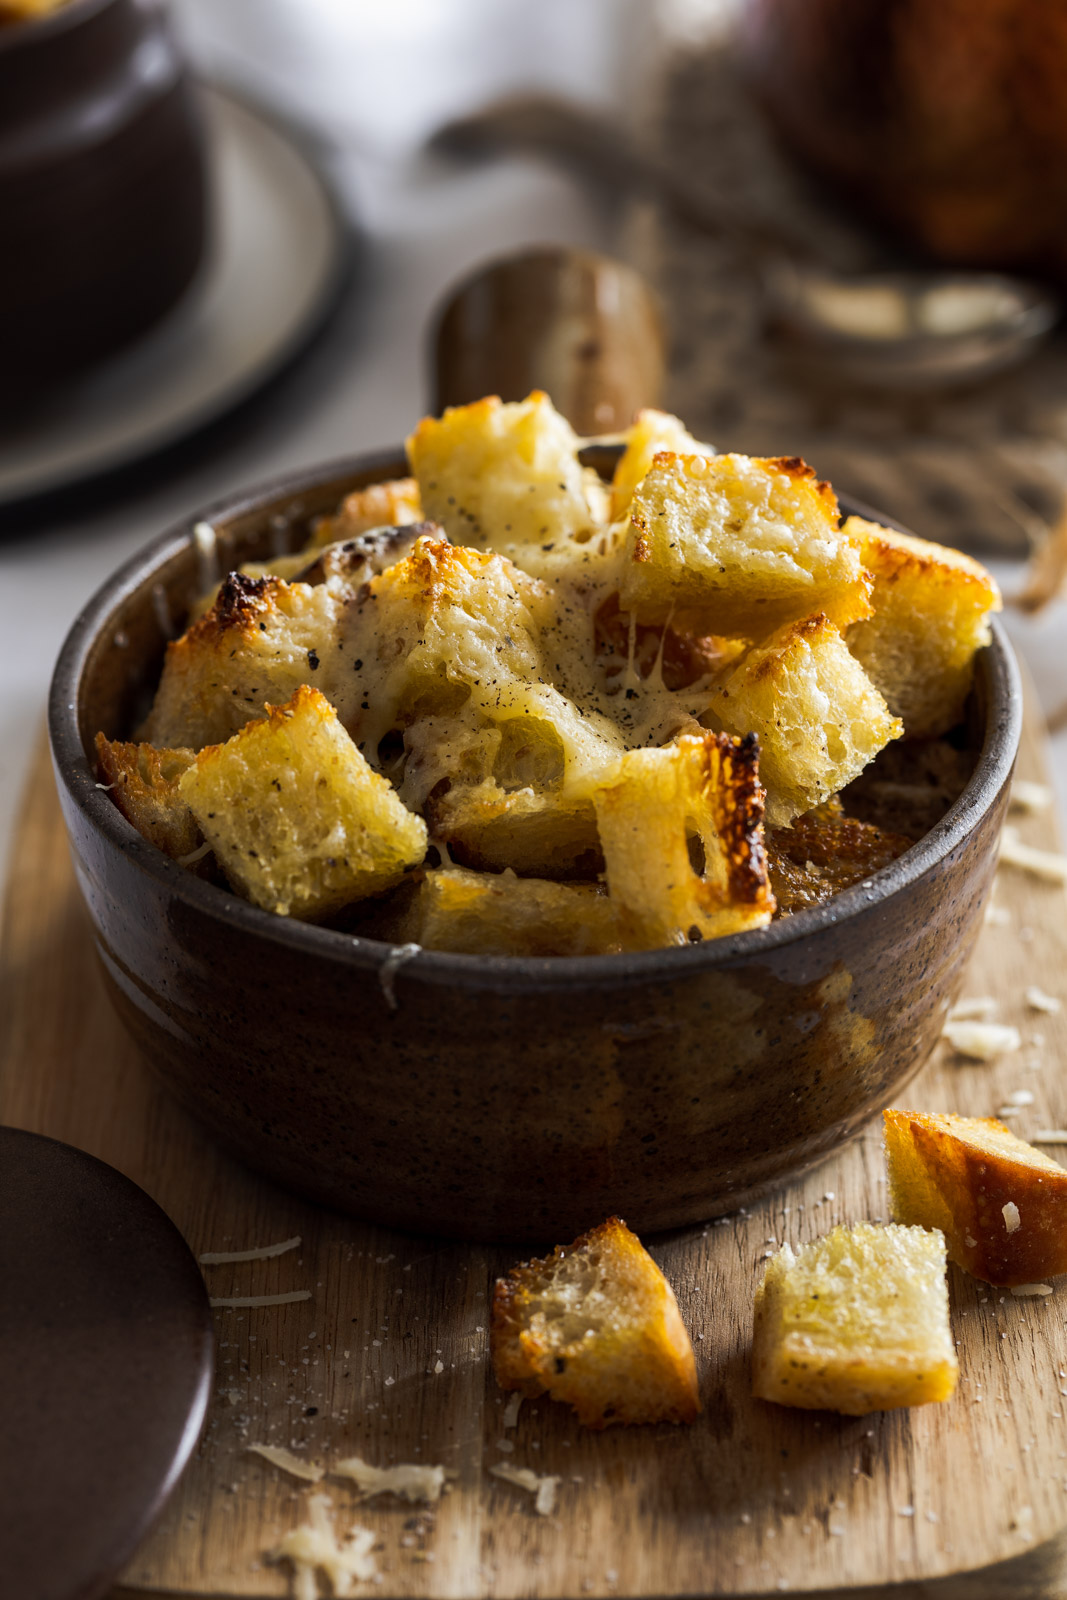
(0, 1127), (213, 1600)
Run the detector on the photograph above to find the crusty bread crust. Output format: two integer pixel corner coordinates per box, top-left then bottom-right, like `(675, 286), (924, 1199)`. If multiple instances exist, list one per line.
(491, 1217), (700, 1428)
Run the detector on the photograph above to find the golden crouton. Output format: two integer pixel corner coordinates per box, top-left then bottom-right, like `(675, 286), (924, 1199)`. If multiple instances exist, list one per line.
(619, 453), (871, 635)
(884, 1109), (1067, 1286)
(143, 573), (345, 750)
(845, 516), (1002, 738)
(406, 392), (602, 551)
(766, 804), (913, 916)
(344, 535), (626, 811)
(752, 1223), (958, 1416)
(491, 1217), (700, 1428)
(427, 783), (601, 879)
(177, 686), (427, 919)
(394, 866), (621, 956)
(311, 476), (423, 548)
(708, 614), (902, 826)
(593, 732), (775, 949)
(610, 409), (714, 519)
(94, 735), (203, 864)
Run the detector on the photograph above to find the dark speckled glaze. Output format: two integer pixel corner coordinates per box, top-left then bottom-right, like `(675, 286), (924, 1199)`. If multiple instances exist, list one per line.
(48, 453), (1022, 1242)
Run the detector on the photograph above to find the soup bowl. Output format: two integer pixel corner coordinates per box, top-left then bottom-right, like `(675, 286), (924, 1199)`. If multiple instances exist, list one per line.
(48, 451), (1022, 1242)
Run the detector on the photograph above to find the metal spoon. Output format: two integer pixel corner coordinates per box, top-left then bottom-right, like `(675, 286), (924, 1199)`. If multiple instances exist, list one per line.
(431, 95), (1060, 393)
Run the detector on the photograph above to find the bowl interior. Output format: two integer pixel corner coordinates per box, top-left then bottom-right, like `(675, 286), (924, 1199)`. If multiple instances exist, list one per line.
(55, 449), (1022, 983)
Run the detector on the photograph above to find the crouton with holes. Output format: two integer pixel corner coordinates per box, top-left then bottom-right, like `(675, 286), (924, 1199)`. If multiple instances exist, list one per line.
(427, 782), (602, 880)
(766, 803), (913, 916)
(393, 866), (621, 956)
(752, 1223), (958, 1415)
(491, 1217), (700, 1427)
(845, 516), (1001, 738)
(406, 391), (603, 551)
(619, 452), (871, 635)
(142, 573), (346, 750)
(707, 613), (902, 826)
(177, 685), (427, 919)
(94, 735), (205, 865)
(610, 409), (714, 519)
(311, 475), (423, 548)
(342, 535), (626, 813)
(884, 1109), (1067, 1286)
(592, 732), (775, 949)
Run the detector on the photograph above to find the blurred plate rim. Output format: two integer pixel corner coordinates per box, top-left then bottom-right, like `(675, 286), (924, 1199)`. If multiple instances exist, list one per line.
(0, 79), (353, 514)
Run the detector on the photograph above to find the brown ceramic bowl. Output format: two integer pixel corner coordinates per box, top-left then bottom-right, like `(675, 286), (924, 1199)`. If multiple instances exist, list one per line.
(48, 450), (1022, 1243)
(0, 0), (206, 390)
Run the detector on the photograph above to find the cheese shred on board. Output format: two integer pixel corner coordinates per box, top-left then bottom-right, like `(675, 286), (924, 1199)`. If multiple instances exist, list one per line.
(248, 1444), (324, 1483)
(489, 1463), (561, 1516)
(209, 1290), (312, 1308)
(200, 1236), (302, 1264)
(331, 1456), (446, 1503)
(275, 1493), (376, 1600)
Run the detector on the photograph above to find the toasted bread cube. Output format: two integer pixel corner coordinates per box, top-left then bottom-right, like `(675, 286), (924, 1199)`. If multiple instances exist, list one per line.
(395, 867), (621, 956)
(708, 614), (902, 826)
(845, 516), (1001, 738)
(884, 1109), (1067, 1286)
(593, 732), (775, 949)
(619, 452), (871, 634)
(143, 574), (345, 750)
(767, 806), (913, 915)
(406, 392), (601, 550)
(752, 1223), (958, 1416)
(177, 686), (426, 919)
(610, 409), (714, 519)
(491, 1217), (700, 1428)
(94, 735), (203, 863)
(345, 536), (626, 810)
(428, 783), (601, 879)
(311, 476), (423, 548)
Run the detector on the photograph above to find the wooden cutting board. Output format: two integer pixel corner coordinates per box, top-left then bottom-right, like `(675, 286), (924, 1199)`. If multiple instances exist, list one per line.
(4, 704), (1067, 1600)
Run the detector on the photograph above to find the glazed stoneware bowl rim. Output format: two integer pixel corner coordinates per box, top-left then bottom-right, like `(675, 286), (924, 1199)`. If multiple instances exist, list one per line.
(49, 449), (1023, 995)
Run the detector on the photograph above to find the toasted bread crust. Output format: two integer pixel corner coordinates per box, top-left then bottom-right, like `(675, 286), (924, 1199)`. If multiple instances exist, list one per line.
(491, 1217), (700, 1429)
(885, 1109), (1067, 1286)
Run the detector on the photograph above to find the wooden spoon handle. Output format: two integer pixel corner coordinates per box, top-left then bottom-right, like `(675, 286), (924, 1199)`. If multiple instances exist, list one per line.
(431, 246), (665, 434)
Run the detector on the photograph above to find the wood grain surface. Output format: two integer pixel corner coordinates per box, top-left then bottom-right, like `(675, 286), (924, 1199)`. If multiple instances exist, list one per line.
(4, 706), (1067, 1600)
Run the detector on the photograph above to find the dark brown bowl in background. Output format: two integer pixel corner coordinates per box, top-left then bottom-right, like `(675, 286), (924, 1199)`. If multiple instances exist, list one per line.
(48, 452), (1022, 1243)
(0, 0), (206, 391)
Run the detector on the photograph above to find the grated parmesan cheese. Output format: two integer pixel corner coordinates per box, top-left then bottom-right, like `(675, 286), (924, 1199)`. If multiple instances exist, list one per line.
(1002, 1202), (1022, 1234)
(1032, 1130), (1067, 1145)
(201, 1236), (302, 1264)
(1026, 987), (1062, 1015)
(275, 1493), (376, 1599)
(943, 1020), (1021, 1060)
(1010, 781), (1053, 815)
(248, 1444), (324, 1483)
(332, 1456), (446, 1504)
(489, 1463), (560, 1516)
(948, 996), (997, 1022)
(210, 1290), (312, 1308)
(1011, 1283), (1053, 1297)
(502, 1393), (523, 1429)
(999, 828), (1067, 885)
(378, 944), (421, 1012)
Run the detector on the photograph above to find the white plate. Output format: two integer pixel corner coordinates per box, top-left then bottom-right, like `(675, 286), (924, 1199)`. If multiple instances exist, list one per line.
(0, 85), (348, 508)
